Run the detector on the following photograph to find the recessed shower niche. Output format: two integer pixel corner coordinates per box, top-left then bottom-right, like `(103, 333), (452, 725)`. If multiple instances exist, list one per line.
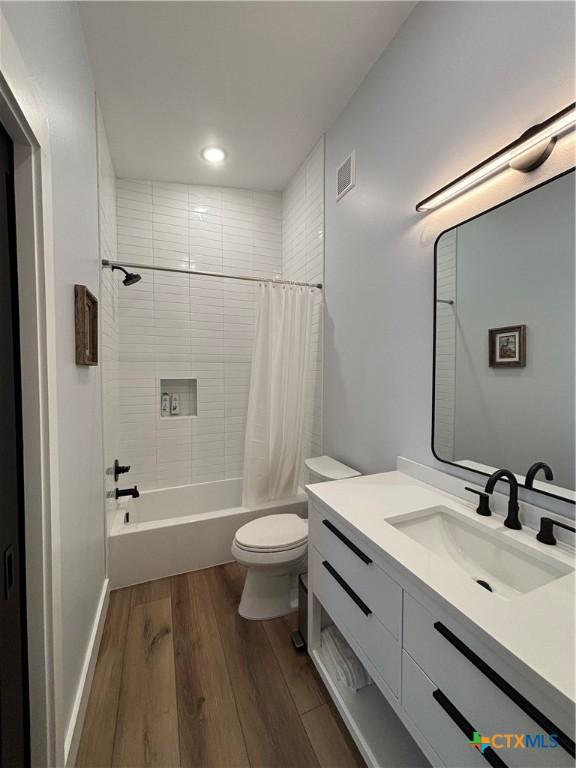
(159, 378), (198, 418)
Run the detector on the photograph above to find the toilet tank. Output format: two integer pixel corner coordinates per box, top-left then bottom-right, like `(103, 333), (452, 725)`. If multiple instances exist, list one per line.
(304, 455), (361, 483)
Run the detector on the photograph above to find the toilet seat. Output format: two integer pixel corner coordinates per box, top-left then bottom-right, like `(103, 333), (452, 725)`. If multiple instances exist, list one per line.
(231, 538), (307, 568)
(234, 514), (308, 553)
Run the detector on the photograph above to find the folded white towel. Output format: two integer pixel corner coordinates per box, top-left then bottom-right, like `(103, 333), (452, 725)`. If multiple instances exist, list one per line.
(322, 630), (354, 688)
(321, 624), (372, 692)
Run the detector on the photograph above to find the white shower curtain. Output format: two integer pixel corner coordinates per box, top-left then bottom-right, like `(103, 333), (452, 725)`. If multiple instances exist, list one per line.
(242, 282), (317, 505)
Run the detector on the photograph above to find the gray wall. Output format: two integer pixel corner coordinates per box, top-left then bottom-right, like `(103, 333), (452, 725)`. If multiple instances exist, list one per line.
(453, 173), (575, 488)
(2, 1), (106, 732)
(323, 1), (575, 514)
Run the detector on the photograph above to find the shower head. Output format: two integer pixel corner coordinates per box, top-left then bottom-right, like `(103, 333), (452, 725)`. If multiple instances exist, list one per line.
(122, 271), (142, 286)
(112, 265), (142, 286)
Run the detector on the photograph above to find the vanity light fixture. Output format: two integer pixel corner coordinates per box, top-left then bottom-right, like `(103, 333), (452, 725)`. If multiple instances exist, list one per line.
(201, 146), (227, 164)
(416, 103), (576, 212)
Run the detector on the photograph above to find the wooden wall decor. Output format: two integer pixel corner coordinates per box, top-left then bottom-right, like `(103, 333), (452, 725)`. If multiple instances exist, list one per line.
(75, 284), (98, 365)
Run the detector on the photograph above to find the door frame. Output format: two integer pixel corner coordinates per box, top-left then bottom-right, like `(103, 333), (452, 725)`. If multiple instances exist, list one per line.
(0, 13), (63, 767)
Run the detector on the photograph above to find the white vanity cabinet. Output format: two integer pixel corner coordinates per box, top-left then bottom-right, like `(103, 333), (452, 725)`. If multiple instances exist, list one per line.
(309, 546), (401, 698)
(307, 500), (576, 768)
(309, 511), (402, 638)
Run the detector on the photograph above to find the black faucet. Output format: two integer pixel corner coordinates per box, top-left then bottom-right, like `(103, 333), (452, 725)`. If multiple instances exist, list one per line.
(484, 469), (521, 530)
(115, 486), (140, 499)
(525, 461), (554, 489)
(536, 517), (575, 546)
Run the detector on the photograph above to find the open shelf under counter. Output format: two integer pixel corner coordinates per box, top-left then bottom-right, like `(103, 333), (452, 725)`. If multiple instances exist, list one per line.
(309, 604), (432, 768)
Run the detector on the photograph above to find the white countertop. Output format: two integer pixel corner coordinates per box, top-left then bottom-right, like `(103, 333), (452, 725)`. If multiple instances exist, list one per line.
(307, 470), (575, 706)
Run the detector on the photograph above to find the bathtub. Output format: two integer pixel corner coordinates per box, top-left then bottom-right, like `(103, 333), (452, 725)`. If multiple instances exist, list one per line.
(108, 477), (308, 588)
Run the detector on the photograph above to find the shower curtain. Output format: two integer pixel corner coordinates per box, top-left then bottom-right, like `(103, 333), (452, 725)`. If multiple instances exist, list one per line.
(242, 282), (317, 505)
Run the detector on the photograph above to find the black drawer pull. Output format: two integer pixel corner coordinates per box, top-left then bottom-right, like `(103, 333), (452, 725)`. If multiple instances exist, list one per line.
(322, 560), (372, 616)
(434, 621), (575, 758)
(433, 689), (508, 768)
(322, 519), (373, 564)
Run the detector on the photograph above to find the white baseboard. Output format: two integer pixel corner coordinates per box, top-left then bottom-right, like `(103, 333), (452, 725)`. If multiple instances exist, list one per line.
(64, 578), (110, 767)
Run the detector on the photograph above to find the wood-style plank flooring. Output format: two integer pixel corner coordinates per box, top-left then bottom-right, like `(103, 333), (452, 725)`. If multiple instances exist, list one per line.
(77, 563), (365, 768)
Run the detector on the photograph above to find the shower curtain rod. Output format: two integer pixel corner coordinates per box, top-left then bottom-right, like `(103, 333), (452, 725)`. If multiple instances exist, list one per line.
(102, 259), (323, 289)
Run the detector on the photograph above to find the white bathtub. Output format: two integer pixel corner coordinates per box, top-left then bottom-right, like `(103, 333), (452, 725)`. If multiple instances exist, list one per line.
(108, 477), (308, 588)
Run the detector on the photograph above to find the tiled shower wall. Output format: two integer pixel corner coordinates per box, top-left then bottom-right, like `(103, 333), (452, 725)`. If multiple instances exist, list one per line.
(115, 181), (283, 489)
(282, 138), (324, 473)
(107, 142), (324, 492)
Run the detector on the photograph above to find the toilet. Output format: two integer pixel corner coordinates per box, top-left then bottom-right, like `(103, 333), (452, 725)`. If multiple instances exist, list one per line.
(305, 455), (362, 484)
(232, 456), (360, 620)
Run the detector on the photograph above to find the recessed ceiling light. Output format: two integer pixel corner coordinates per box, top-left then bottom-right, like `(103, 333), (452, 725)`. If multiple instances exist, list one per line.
(201, 146), (226, 164)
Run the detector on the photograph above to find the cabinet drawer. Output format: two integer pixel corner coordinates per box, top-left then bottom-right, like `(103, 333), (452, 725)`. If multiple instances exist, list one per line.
(310, 545), (400, 697)
(403, 650), (498, 768)
(403, 594), (575, 768)
(309, 505), (402, 638)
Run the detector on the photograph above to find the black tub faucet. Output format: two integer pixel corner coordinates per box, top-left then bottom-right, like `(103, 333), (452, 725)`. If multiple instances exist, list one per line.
(484, 469), (521, 530)
(115, 486), (140, 499)
(525, 461), (554, 489)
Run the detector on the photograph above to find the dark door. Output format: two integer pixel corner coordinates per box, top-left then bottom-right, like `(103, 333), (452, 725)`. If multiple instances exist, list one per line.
(0, 123), (29, 767)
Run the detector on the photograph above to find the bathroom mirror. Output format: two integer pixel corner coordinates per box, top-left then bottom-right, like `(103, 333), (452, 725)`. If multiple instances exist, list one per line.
(432, 168), (575, 503)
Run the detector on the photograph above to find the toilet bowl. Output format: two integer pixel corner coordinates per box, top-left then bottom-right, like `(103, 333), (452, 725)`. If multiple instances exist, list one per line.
(231, 514), (308, 620)
(232, 456), (360, 620)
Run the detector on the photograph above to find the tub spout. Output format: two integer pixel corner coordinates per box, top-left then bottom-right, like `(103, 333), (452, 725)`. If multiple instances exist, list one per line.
(115, 486), (140, 499)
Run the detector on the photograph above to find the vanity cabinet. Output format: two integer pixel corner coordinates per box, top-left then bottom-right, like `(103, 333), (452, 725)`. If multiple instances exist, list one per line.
(309, 511), (402, 638)
(403, 594), (573, 768)
(310, 546), (401, 697)
(307, 501), (575, 768)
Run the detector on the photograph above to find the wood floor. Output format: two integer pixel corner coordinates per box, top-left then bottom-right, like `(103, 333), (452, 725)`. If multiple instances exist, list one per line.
(77, 563), (365, 768)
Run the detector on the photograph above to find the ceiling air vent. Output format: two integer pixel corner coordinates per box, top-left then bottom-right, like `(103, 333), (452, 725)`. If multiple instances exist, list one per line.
(336, 150), (356, 201)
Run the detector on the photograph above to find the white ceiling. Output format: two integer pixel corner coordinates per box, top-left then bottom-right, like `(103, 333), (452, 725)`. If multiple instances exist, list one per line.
(80, 2), (414, 191)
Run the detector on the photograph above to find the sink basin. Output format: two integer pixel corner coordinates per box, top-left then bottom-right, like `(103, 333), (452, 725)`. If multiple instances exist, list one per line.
(388, 506), (572, 599)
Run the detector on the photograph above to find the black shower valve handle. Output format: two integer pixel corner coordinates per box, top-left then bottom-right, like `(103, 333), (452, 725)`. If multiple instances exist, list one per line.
(114, 459), (131, 482)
